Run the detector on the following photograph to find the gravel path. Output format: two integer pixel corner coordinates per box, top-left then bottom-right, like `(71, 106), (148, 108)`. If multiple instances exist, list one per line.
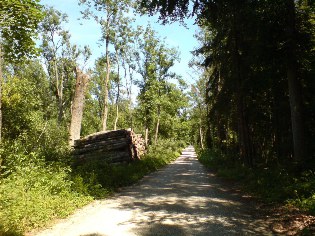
(31, 146), (272, 236)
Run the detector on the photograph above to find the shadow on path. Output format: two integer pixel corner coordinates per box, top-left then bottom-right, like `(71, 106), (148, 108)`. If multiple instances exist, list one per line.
(114, 146), (272, 235)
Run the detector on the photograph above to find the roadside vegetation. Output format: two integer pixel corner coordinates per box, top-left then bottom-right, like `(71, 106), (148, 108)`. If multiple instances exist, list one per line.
(0, 138), (186, 235)
(198, 149), (315, 215)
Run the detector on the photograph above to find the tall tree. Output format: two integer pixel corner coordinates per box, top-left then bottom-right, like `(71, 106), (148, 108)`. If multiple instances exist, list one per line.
(136, 25), (179, 145)
(0, 0), (43, 141)
(153, 44), (178, 144)
(40, 7), (83, 123)
(284, 0), (307, 162)
(80, 0), (133, 131)
(111, 10), (135, 130)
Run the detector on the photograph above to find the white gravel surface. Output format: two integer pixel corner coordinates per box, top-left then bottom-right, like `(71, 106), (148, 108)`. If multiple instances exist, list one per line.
(30, 146), (272, 236)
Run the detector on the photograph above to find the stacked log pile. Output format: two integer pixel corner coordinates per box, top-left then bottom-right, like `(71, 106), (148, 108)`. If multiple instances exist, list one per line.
(73, 129), (146, 164)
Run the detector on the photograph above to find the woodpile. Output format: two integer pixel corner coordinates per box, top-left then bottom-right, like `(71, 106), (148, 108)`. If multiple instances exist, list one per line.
(73, 129), (146, 164)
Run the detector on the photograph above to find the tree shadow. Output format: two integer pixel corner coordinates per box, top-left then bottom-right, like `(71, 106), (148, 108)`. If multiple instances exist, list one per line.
(112, 148), (273, 235)
(80, 234), (107, 236)
(137, 223), (188, 236)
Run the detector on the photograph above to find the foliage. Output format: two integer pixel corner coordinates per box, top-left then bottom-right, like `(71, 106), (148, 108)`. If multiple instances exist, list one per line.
(0, 149), (92, 235)
(1, 62), (69, 162)
(139, 0), (190, 24)
(134, 25), (189, 143)
(198, 148), (315, 214)
(39, 7), (90, 123)
(0, 0), (44, 61)
(79, 0), (134, 131)
(0, 58), (90, 235)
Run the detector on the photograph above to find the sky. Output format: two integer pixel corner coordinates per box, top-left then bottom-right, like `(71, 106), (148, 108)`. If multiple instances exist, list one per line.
(40, 0), (200, 85)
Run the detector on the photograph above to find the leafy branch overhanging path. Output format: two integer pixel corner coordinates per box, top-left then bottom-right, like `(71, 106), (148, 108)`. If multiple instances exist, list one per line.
(32, 146), (272, 236)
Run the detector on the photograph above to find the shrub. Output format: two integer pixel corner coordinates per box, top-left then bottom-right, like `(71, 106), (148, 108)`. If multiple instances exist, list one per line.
(0, 151), (92, 235)
(198, 148), (315, 214)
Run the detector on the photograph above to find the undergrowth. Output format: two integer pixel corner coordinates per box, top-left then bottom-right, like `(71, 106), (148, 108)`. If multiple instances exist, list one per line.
(0, 150), (92, 235)
(0, 139), (186, 235)
(198, 148), (315, 215)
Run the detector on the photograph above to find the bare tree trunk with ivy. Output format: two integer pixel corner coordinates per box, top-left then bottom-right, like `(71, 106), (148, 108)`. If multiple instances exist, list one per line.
(69, 67), (89, 146)
(0, 44), (3, 172)
(0, 44), (2, 143)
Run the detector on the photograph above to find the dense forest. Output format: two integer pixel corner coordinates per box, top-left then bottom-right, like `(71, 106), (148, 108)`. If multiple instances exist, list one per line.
(143, 0), (315, 168)
(0, 0), (314, 235)
(142, 0), (315, 221)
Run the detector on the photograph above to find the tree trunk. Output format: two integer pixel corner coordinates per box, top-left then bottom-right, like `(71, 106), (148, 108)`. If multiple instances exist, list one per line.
(199, 124), (204, 149)
(0, 44), (3, 143)
(128, 64), (133, 130)
(199, 105), (204, 149)
(53, 58), (64, 123)
(285, 0), (307, 163)
(0, 44), (5, 172)
(145, 127), (149, 146)
(233, 9), (253, 167)
(102, 25), (110, 131)
(236, 94), (253, 167)
(114, 87), (119, 130)
(58, 71), (64, 123)
(69, 67), (89, 146)
(114, 49), (120, 130)
(154, 105), (161, 145)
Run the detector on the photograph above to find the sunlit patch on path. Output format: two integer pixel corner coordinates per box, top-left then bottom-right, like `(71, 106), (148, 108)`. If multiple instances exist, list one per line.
(32, 146), (272, 236)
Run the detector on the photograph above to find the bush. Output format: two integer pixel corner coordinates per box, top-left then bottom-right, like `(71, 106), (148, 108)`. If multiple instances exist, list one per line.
(198, 148), (315, 214)
(0, 150), (92, 235)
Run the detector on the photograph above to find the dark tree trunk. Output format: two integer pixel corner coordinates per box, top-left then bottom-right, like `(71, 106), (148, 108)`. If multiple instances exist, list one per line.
(233, 7), (253, 167)
(285, 0), (307, 163)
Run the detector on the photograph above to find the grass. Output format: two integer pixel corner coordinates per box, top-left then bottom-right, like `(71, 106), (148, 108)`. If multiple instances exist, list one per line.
(197, 148), (315, 215)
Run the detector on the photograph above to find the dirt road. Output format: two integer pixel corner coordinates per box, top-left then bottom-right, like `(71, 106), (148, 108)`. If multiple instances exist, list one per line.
(32, 146), (272, 235)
